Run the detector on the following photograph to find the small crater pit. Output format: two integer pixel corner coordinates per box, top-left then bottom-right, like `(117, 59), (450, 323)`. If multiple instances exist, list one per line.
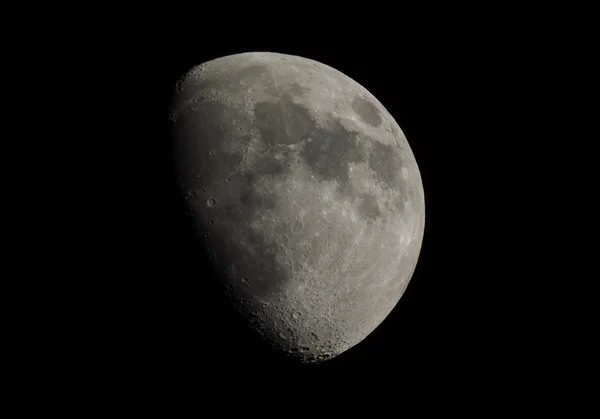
(290, 219), (303, 233)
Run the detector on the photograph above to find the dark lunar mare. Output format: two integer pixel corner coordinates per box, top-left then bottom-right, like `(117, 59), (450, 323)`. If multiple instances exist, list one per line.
(254, 92), (406, 211)
(351, 96), (383, 127)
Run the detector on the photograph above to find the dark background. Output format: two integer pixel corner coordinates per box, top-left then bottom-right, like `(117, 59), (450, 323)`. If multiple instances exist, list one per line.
(92, 32), (534, 394)
(13, 13), (582, 406)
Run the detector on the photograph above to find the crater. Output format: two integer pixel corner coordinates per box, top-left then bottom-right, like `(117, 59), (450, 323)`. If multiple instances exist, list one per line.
(351, 96), (382, 127)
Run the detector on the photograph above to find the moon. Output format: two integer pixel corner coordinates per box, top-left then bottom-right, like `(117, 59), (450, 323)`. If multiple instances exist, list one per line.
(170, 52), (425, 363)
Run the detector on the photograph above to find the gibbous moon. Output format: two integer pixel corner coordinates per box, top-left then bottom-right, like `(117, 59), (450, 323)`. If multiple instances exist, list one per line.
(170, 52), (425, 363)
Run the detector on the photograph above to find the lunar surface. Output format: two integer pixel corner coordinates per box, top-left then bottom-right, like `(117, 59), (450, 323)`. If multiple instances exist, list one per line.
(170, 52), (425, 363)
